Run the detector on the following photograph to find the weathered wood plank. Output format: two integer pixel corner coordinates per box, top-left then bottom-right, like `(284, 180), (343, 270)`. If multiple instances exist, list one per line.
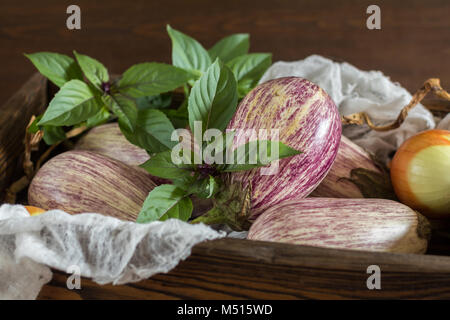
(38, 238), (450, 300)
(0, 73), (47, 199)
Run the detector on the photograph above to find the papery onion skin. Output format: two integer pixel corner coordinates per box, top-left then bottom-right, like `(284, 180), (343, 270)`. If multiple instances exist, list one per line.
(390, 129), (450, 218)
(248, 198), (429, 254)
(227, 77), (341, 220)
(28, 150), (157, 221)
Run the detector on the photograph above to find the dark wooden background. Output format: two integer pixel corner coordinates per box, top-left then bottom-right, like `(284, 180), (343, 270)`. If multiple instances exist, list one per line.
(1, 0), (449, 105)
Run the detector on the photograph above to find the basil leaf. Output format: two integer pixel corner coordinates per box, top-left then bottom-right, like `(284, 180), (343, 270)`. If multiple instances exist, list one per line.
(136, 93), (172, 110)
(73, 51), (109, 89)
(162, 96), (189, 128)
(236, 78), (256, 99)
(25, 52), (83, 87)
(188, 59), (238, 136)
(137, 185), (192, 223)
(28, 115), (43, 134)
(227, 53), (272, 97)
(103, 94), (137, 132)
(208, 34), (249, 63)
(191, 175), (220, 199)
(160, 196), (193, 221)
(167, 25), (211, 74)
(172, 175), (198, 192)
(222, 140), (302, 172)
(42, 126), (66, 145)
(206, 131), (236, 169)
(162, 109), (188, 129)
(118, 63), (192, 98)
(119, 109), (176, 153)
(38, 80), (101, 126)
(227, 53), (272, 81)
(86, 107), (110, 128)
(140, 150), (193, 180)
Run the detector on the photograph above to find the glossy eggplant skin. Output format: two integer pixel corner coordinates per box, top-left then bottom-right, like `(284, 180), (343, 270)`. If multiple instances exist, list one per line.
(227, 77), (342, 220)
(248, 198), (429, 254)
(28, 150), (157, 221)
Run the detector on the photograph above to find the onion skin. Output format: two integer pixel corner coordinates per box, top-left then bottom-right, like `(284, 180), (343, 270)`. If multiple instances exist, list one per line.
(227, 77), (341, 220)
(75, 123), (149, 167)
(310, 136), (384, 198)
(28, 150), (157, 221)
(248, 198), (430, 254)
(390, 129), (450, 218)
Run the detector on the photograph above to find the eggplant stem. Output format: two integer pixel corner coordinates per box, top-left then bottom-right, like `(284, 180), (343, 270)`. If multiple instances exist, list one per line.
(342, 78), (450, 131)
(190, 207), (228, 225)
(190, 205), (251, 231)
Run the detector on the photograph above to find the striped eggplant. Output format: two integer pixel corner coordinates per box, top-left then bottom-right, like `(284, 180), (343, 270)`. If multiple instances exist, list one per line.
(248, 198), (430, 254)
(309, 135), (394, 199)
(28, 150), (157, 221)
(75, 123), (149, 166)
(227, 77), (341, 220)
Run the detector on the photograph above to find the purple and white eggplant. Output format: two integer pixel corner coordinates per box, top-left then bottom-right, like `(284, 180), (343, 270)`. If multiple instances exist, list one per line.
(248, 198), (430, 253)
(227, 77), (342, 220)
(75, 123), (149, 167)
(309, 136), (394, 199)
(28, 150), (157, 221)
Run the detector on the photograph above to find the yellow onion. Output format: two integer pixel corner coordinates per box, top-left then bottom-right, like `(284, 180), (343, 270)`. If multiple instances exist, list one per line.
(390, 129), (450, 218)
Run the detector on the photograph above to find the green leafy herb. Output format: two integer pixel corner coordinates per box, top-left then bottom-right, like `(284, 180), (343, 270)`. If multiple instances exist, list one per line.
(170, 174), (198, 192)
(24, 52), (83, 87)
(137, 184), (192, 223)
(73, 51), (109, 89)
(162, 108), (189, 129)
(38, 80), (101, 126)
(188, 59), (238, 137)
(190, 175), (220, 199)
(222, 140), (302, 172)
(26, 27), (290, 229)
(42, 126), (66, 145)
(119, 109), (176, 152)
(27, 115), (42, 134)
(86, 107), (111, 128)
(103, 94), (137, 132)
(167, 25), (211, 75)
(136, 93), (172, 110)
(227, 53), (272, 98)
(118, 62), (193, 98)
(208, 33), (250, 63)
(140, 150), (193, 180)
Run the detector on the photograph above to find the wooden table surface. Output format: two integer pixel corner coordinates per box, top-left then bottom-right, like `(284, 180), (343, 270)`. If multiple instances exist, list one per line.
(1, 0), (450, 105)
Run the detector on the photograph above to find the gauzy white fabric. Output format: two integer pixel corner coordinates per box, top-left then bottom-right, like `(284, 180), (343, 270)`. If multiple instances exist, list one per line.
(0, 204), (224, 299)
(259, 55), (445, 163)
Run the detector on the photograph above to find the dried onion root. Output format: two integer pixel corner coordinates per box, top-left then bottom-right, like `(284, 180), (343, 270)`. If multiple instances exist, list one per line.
(3, 119), (88, 204)
(341, 78), (450, 131)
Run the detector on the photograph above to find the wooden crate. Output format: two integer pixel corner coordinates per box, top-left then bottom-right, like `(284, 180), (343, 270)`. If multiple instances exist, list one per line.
(2, 74), (450, 299)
